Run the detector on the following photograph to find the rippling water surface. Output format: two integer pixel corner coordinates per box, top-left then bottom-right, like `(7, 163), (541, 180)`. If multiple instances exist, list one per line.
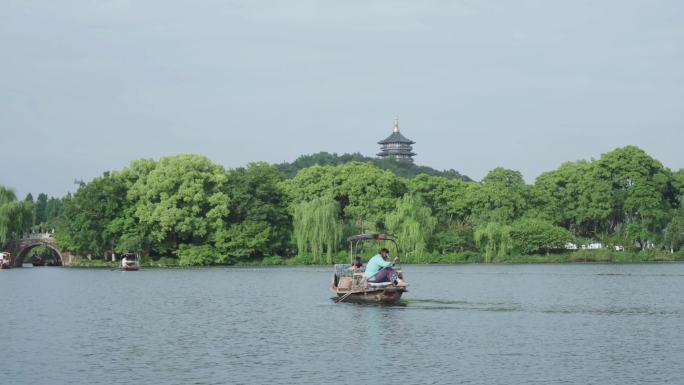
(2, 263), (683, 385)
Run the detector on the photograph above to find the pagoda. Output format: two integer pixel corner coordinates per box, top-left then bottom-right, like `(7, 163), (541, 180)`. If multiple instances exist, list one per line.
(377, 118), (416, 162)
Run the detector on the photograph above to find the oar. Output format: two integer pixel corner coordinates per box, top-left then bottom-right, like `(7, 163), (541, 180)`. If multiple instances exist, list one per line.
(335, 291), (353, 303)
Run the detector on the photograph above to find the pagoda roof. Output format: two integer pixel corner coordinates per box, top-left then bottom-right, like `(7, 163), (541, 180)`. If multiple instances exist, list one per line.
(378, 131), (415, 145)
(378, 118), (415, 145)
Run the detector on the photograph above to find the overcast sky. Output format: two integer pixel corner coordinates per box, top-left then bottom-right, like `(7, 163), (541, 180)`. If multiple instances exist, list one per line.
(1, 0), (682, 198)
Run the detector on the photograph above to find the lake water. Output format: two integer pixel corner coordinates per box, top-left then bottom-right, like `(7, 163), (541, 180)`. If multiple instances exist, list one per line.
(1, 264), (683, 385)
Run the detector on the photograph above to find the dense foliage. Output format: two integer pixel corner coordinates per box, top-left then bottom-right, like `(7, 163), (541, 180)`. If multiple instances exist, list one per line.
(276, 151), (471, 181)
(385, 194), (436, 261)
(0, 187), (33, 245)
(56, 155), (292, 263)
(293, 197), (342, 264)
(3, 145), (683, 265)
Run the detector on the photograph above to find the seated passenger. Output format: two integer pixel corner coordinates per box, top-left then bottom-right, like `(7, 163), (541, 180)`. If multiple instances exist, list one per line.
(364, 248), (406, 286)
(351, 257), (363, 269)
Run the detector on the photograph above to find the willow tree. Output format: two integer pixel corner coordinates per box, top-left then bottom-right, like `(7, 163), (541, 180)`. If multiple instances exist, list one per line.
(293, 197), (343, 264)
(284, 162), (408, 229)
(385, 194), (436, 262)
(0, 186), (34, 245)
(664, 207), (684, 253)
(474, 222), (512, 263)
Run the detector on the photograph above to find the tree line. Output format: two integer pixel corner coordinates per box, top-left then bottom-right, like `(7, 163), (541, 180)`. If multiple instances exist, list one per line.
(1, 146), (683, 265)
(275, 151), (471, 181)
(0, 188), (64, 244)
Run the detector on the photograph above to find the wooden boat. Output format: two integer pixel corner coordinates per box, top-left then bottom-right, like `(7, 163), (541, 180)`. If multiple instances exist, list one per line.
(0, 252), (12, 269)
(46, 259), (62, 267)
(32, 256), (45, 267)
(330, 233), (408, 305)
(121, 253), (140, 271)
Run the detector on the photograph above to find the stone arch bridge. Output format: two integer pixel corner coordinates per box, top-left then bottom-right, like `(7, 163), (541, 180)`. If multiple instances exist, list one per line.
(3, 234), (82, 267)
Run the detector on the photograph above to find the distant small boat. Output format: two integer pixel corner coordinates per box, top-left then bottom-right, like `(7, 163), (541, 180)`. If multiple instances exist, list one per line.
(0, 252), (12, 269)
(46, 259), (62, 267)
(121, 253), (140, 271)
(32, 256), (45, 267)
(330, 233), (408, 305)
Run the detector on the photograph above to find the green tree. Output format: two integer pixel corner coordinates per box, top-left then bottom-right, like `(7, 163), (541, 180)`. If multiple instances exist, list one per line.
(592, 146), (674, 248)
(509, 218), (572, 255)
(23, 193), (35, 229)
(532, 160), (599, 234)
(664, 206), (684, 252)
(432, 223), (475, 254)
(672, 169), (684, 206)
(385, 194), (436, 261)
(533, 148), (677, 247)
(334, 163), (407, 228)
(217, 163), (291, 261)
(107, 158), (157, 255)
(409, 174), (472, 225)
(293, 196), (343, 264)
(474, 222), (512, 262)
(469, 168), (530, 224)
(0, 186), (34, 245)
(35, 193), (48, 225)
(59, 172), (128, 255)
(285, 162), (407, 231)
(276, 151), (471, 181)
(44, 197), (64, 228)
(128, 154), (230, 256)
(409, 174), (477, 253)
(177, 244), (219, 266)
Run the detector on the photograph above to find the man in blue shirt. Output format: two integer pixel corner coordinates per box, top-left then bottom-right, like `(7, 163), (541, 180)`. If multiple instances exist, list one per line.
(365, 248), (406, 286)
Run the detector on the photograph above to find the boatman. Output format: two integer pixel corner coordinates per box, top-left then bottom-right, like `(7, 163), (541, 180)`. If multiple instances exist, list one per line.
(365, 248), (406, 286)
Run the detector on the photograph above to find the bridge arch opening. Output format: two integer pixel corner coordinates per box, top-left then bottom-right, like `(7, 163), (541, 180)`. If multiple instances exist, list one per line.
(15, 243), (64, 267)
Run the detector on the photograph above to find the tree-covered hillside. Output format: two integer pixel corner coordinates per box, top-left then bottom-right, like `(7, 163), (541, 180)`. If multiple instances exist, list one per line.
(275, 152), (472, 181)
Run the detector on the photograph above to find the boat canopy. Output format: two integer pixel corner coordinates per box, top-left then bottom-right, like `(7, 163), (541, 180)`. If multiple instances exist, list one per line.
(346, 233), (396, 242)
(346, 233), (400, 265)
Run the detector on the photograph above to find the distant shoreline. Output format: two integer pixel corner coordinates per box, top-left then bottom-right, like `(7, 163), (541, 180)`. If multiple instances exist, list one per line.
(64, 250), (684, 269)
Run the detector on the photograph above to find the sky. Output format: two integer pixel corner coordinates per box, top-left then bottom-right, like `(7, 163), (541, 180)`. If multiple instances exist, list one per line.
(1, 0), (682, 198)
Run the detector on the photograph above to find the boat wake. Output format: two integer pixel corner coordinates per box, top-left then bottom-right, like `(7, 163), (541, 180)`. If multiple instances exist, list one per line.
(397, 298), (519, 312)
(401, 299), (680, 317)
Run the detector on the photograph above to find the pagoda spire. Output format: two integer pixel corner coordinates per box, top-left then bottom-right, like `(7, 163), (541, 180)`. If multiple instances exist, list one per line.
(393, 117), (400, 133)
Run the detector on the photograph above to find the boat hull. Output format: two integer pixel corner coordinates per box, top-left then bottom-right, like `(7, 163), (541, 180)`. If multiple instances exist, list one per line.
(333, 287), (406, 305)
